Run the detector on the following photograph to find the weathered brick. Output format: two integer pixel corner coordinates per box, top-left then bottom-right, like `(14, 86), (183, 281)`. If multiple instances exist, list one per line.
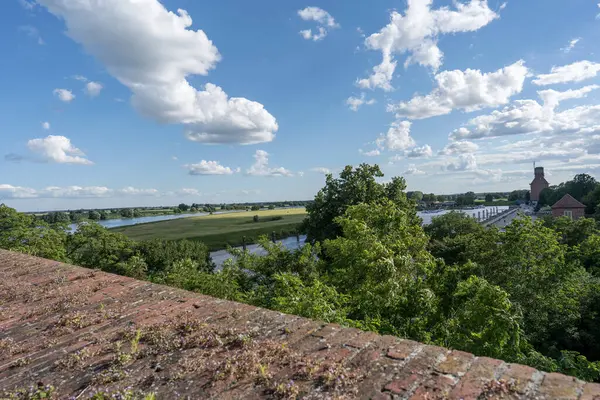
(410, 373), (457, 399)
(387, 339), (422, 360)
(538, 372), (582, 400)
(581, 382), (600, 400)
(1, 249), (596, 400)
(435, 350), (473, 377)
(500, 363), (537, 394)
(449, 357), (503, 399)
(384, 373), (420, 394)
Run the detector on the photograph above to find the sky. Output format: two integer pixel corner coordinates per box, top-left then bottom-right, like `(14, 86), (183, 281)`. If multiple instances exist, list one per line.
(2, 0), (600, 211)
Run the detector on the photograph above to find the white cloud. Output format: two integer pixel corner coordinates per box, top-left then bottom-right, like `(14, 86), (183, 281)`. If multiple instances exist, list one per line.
(53, 88), (75, 102)
(246, 150), (293, 177)
(561, 38), (581, 53)
(358, 0), (499, 90)
(84, 81), (103, 97)
(359, 148), (381, 157)
(42, 122), (50, 130)
(27, 135), (92, 165)
(389, 60), (528, 119)
(404, 164), (426, 175)
(172, 156), (178, 161)
(0, 184), (38, 199)
(311, 167), (331, 174)
(19, 0), (37, 10)
(297, 7), (339, 41)
(185, 160), (237, 175)
(405, 144), (433, 158)
(450, 85), (600, 140)
(19, 25), (44, 45)
(39, 0), (278, 145)
(446, 153), (477, 171)
(533, 60), (600, 86)
(383, 120), (416, 151)
(346, 93), (376, 111)
(439, 140), (479, 155)
(298, 171), (305, 177)
(178, 188), (201, 196)
(73, 75), (88, 82)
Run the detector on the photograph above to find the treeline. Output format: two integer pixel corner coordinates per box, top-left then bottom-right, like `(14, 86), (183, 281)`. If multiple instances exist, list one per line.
(538, 174), (600, 216)
(4, 165), (600, 382)
(39, 201), (312, 223)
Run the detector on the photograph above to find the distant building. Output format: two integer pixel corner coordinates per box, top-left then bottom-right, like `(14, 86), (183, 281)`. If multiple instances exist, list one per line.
(530, 167), (549, 204)
(551, 194), (586, 220)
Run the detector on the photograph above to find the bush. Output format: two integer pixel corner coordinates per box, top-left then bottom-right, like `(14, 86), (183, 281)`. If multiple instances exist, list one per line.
(253, 215), (260, 222)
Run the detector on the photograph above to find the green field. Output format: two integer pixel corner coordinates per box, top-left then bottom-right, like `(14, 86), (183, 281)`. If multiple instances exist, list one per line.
(111, 208), (307, 250)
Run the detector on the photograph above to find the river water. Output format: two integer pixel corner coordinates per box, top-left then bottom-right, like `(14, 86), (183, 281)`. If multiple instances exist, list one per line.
(209, 205), (508, 269)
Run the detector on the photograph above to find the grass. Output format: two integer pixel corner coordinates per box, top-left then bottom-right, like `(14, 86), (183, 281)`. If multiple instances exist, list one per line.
(111, 208), (307, 250)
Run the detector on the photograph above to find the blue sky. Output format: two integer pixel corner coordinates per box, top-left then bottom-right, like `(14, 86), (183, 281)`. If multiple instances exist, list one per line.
(2, 0), (600, 211)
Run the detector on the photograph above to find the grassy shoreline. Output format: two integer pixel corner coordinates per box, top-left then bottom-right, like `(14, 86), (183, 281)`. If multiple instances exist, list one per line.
(111, 209), (307, 251)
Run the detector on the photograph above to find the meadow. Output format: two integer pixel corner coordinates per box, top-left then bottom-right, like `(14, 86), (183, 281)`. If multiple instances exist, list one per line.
(111, 208), (307, 250)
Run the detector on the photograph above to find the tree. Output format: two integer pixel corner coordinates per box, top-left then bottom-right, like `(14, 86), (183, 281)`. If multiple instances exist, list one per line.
(323, 200), (436, 339)
(88, 210), (101, 220)
(268, 204), (275, 210)
(409, 191), (424, 202)
(251, 205), (261, 211)
(120, 208), (134, 218)
(178, 203), (190, 212)
(302, 164), (416, 243)
(0, 204), (67, 261)
(253, 215), (260, 223)
(485, 194), (494, 203)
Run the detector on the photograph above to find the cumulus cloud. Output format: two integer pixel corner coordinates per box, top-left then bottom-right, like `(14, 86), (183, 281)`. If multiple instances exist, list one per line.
(311, 167), (331, 174)
(389, 60), (528, 119)
(178, 188), (201, 196)
(561, 38), (581, 53)
(533, 60), (600, 86)
(383, 120), (416, 151)
(359, 148), (381, 157)
(53, 88), (75, 102)
(0, 184), (37, 199)
(0, 185), (160, 199)
(246, 150), (293, 177)
(358, 0), (499, 91)
(446, 153), (478, 171)
(26, 135), (92, 165)
(42, 121), (50, 130)
(39, 0), (278, 145)
(450, 85), (600, 140)
(439, 140), (479, 155)
(405, 144), (433, 158)
(184, 160), (238, 175)
(84, 81), (103, 97)
(297, 7), (339, 41)
(404, 164), (426, 175)
(346, 93), (376, 111)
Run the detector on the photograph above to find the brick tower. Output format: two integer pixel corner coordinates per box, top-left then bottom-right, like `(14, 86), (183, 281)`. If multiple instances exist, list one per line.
(530, 166), (549, 204)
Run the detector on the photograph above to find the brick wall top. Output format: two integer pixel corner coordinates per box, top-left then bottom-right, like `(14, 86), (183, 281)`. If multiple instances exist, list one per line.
(1, 249), (598, 399)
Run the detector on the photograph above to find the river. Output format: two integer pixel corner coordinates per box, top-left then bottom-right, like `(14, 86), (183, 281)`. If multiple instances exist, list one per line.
(210, 205), (508, 269)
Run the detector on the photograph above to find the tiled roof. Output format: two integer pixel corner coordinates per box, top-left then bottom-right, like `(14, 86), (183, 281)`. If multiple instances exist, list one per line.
(1, 249), (598, 399)
(551, 193), (586, 209)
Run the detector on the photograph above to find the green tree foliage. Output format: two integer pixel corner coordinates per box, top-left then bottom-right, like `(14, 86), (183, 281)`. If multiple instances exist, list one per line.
(302, 164), (416, 243)
(5, 168), (600, 382)
(88, 210), (101, 220)
(485, 194), (494, 202)
(0, 204), (67, 260)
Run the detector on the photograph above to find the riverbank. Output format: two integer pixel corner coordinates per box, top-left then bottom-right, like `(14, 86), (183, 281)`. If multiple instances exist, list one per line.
(111, 208), (307, 251)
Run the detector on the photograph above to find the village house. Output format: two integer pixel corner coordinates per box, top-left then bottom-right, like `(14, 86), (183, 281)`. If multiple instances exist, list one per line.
(552, 193), (586, 219)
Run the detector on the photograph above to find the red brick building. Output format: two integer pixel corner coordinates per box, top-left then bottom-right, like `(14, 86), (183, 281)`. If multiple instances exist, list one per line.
(552, 193), (586, 219)
(530, 166), (549, 203)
